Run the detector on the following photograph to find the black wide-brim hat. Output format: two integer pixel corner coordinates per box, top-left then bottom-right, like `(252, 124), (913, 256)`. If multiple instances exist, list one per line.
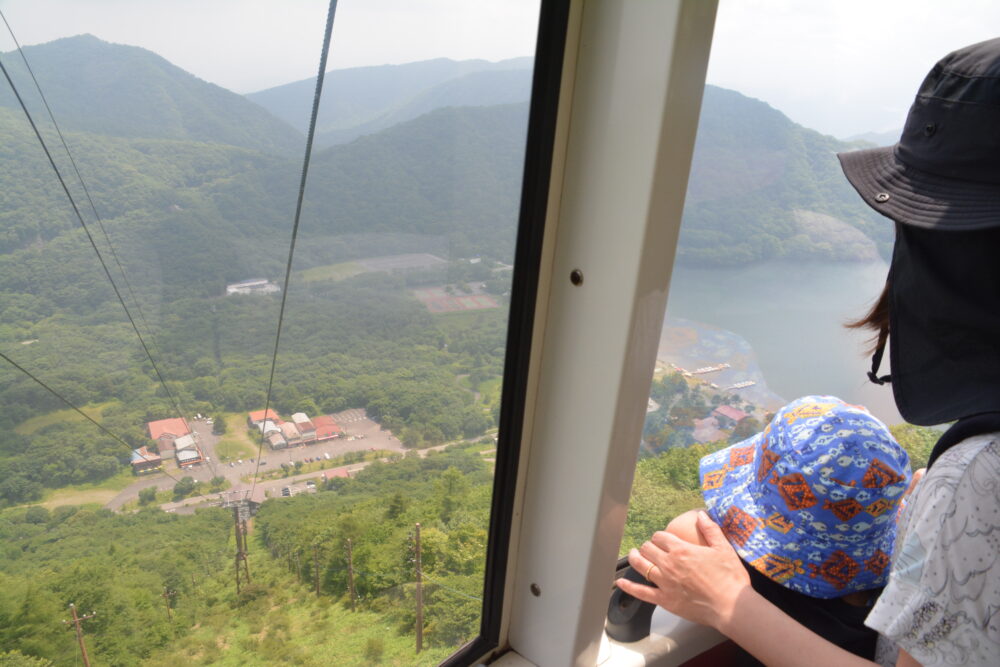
(839, 37), (1000, 229)
(838, 37), (1000, 426)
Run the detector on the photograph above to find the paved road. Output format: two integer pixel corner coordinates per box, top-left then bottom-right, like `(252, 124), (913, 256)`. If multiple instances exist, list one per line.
(159, 441), (467, 515)
(159, 460), (375, 514)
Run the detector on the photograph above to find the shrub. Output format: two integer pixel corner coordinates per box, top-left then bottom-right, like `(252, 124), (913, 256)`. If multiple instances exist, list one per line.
(138, 487), (158, 505)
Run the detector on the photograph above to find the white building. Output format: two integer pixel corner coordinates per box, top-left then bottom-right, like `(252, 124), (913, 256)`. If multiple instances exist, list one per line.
(226, 279), (280, 296)
(257, 420), (281, 436)
(173, 434), (204, 467)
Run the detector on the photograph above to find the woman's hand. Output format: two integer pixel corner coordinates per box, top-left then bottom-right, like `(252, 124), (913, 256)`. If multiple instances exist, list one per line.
(616, 511), (751, 631)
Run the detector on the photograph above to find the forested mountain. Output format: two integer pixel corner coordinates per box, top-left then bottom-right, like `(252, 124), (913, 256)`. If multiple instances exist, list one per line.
(316, 69), (532, 147)
(248, 54), (891, 263)
(301, 103), (528, 259)
(0, 36), (894, 505)
(0, 35), (302, 154)
(247, 57), (533, 146)
(0, 99), (525, 308)
(679, 85), (891, 264)
(1, 36), (888, 271)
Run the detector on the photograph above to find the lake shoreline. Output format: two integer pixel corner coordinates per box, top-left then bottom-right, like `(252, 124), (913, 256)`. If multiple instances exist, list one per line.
(662, 258), (904, 426)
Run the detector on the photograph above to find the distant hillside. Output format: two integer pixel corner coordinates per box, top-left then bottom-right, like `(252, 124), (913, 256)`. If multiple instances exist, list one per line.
(0, 35), (302, 154)
(315, 69), (533, 146)
(678, 86), (891, 264)
(0, 36), (893, 311)
(0, 104), (297, 306)
(300, 103), (529, 258)
(0, 99), (529, 309)
(247, 57), (533, 146)
(844, 129), (901, 146)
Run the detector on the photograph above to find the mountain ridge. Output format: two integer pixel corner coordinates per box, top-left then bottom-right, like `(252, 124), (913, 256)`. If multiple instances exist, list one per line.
(0, 34), (302, 155)
(247, 56), (533, 146)
(0, 36), (889, 283)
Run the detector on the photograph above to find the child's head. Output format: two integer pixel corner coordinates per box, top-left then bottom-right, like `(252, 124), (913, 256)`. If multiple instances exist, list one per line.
(698, 396), (910, 598)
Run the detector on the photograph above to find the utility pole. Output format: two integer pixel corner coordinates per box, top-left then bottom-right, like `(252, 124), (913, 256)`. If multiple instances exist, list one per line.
(313, 543), (321, 596)
(414, 522), (423, 654)
(232, 506), (251, 595)
(161, 588), (176, 622)
(346, 538), (356, 612)
(62, 603), (96, 667)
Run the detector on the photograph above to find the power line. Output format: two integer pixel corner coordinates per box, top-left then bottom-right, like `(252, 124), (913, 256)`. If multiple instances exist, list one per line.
(251, 0), (339, 496)
(0, 348), (182, 484)
(0, 52), (189, 431)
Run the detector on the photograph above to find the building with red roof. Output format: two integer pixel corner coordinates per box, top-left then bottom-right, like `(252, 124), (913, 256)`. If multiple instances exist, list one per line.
(312, 415), (343, 441)
(147, 418), (191, 455)
(247, 409), (281, 427)
(713, 405), (749, 428)
(130, 446), (162, 474)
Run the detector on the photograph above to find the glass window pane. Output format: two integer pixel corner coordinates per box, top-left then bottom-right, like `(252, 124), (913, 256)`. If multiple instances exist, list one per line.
(623, 0), (1000, 554)
(0, 1), (540, 664)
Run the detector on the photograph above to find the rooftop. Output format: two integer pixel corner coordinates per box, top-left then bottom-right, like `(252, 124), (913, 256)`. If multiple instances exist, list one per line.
(174, 434), (197, 450)
(130, 446), (161, 465)
(147, 417), (190, 440)
(248, 409), (281, 423)
(312, 415), (342, 438)
(713, 405), (749, 421)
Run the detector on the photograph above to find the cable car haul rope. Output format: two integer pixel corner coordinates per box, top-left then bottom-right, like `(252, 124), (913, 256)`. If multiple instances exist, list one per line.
(0, 0), (339, 495)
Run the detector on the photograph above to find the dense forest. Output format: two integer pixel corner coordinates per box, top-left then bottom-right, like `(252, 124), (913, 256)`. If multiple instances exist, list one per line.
(0, 446), (494, 665)
(0, 422), (940, 665)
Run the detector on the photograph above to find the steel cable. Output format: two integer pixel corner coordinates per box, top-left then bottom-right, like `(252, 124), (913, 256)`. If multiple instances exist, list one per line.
(250, 0), (339, 497)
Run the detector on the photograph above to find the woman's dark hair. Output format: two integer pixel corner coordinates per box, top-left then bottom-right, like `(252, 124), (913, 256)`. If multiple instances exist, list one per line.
(845, 278), (890, 354)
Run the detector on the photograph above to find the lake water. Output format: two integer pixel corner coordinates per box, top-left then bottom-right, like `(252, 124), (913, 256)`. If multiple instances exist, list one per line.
(662, 259), (903, 426)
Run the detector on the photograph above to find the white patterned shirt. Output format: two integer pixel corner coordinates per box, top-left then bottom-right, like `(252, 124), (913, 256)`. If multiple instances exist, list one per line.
(867, 434), (1000, 666)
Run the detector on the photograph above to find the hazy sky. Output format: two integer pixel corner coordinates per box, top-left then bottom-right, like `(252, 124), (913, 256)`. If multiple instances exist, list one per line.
(2, 0), (999, 138)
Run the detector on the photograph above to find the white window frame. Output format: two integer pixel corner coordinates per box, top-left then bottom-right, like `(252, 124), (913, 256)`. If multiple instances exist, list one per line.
(488, 1), (719, 664)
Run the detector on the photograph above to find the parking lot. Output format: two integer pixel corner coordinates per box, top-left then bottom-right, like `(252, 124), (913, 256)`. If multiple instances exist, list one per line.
(106, 409), (407, 510)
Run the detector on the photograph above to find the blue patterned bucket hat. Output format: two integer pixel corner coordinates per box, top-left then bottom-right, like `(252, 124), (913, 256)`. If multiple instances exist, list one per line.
(699, 396), (910, 599)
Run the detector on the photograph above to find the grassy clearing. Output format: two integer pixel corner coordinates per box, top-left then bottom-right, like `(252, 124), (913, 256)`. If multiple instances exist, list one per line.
(216, 438), (256, 462)
(219, 411), (266, 448)
(300, 261), (365, 283)
(37, 469), (135, 509)
(14, 400), (116, 436)
(477, 377), (502, 406)
(432, 308), (497, 332)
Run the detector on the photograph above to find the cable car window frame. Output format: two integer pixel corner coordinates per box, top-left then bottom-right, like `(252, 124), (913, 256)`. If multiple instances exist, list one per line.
(440, 1), (571, 664)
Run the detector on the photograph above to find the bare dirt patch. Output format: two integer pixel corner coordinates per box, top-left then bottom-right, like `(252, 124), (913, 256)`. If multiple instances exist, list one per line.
(412, 286), (499, 313)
